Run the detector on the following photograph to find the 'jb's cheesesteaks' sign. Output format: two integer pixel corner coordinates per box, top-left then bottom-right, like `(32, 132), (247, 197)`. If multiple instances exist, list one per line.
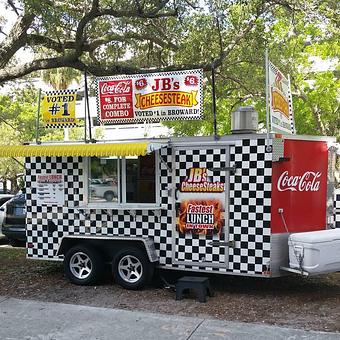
(96, 69), (203, 124)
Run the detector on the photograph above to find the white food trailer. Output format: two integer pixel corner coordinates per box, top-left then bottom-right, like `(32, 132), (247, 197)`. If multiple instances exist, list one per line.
(0, 127), (339, 290)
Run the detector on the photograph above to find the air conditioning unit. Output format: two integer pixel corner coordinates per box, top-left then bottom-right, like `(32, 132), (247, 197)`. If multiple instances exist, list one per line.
(231, 106), (258, 134)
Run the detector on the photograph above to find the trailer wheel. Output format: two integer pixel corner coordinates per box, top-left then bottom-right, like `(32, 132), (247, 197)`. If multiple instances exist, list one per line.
(64, 245), (104, 285)
(112, 247), (154, 290)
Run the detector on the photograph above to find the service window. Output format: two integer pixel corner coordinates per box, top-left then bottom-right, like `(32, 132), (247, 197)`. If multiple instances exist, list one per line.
(88, 153), (156, 205)
(89, 157), (119, 203)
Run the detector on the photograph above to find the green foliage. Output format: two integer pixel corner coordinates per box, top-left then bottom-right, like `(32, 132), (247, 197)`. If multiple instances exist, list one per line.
(165, 1), (339, 140)
(0, 85), (38, 143)
(0, 86), (39, 186)
(40, 126), (104, 142)
(41, 68), (81, 90)
(0, 0), (338, 142)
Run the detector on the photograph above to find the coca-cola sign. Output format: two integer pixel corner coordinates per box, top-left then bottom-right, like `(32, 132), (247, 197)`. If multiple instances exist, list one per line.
(98, 79), (134, 120)
(100, 81), (131, 95)
(271, 139), (328, 234)
(277, 171), (322, 192)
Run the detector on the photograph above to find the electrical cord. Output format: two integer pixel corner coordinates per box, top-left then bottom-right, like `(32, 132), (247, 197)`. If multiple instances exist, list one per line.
(279, 209), (305, 274)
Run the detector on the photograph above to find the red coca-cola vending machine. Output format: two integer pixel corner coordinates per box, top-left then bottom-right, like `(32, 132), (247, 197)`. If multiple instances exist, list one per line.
(271, 137), (339, 276)
(271, 139), (329, 234)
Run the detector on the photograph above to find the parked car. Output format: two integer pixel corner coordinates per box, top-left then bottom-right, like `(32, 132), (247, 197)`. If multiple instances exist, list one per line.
(90, 179), (118, 201)
(0, 195), (14, 206)
(0, 189), (12, 195)
(2, 193), (26, 245)
(0, 196), (15, 233)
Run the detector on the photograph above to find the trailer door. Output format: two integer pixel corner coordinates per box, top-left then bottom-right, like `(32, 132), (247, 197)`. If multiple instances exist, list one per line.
(172, 146), (230, 268)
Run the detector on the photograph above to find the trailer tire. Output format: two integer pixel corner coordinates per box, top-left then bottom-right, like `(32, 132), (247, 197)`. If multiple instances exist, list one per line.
(64, 245), (104, 285)
(112, 247), (154, 290)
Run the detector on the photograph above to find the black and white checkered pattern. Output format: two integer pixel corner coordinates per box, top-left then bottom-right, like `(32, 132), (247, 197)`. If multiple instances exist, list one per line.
(228, 139), (272, 275)
(26, 138), (271, 276)
(288, 87), (296, 134)
(25, 151), (175, 264)
(335, 189), (340, 229)
(26, 156), (84, 258)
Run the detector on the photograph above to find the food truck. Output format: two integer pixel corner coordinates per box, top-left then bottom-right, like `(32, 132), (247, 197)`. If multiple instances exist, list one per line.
(0, 124), (338, 290)
(0, 66), (339, 290)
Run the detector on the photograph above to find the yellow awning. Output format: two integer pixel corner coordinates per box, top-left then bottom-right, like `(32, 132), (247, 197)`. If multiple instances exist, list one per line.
(0, 142), (151, 158)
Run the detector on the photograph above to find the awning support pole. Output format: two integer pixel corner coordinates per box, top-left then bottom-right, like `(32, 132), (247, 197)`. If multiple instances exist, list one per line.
(83, 73), (87, 143)
(265, 49), (272, 152)
(35, 88), (42, 144)
(211, 59), (218, 140)
(84, 70), (93, 142)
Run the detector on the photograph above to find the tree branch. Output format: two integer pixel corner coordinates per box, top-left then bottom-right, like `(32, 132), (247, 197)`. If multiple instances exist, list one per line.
(7, 0), (21, 16)
(86, 32), (178, 51)
(211, 2), (271, 69)
(26, 34), (64, 53)
(0, 13), (35, 68)
(27, 30), (178, 55)
(0, 0), (179, 84)
(0, 55), (80, 83)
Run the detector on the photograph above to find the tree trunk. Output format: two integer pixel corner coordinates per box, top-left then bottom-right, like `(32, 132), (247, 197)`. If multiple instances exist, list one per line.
(10, 178), (19, 194)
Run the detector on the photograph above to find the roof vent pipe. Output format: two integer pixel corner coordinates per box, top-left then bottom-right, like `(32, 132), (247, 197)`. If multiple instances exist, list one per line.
(231, 106), (258, 134)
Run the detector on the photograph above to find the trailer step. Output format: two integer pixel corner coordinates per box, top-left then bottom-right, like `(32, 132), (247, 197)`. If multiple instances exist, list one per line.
(175, 276), (214, 303)
(280, 266), (310, 276)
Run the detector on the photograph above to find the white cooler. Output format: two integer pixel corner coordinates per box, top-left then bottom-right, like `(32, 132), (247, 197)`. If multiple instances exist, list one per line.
(289, 229), (340, 274)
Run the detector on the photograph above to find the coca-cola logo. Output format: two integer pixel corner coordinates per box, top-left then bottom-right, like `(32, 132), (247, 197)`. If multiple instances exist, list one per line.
(277, 171), (322, 192)
(100, 81), (131, 95)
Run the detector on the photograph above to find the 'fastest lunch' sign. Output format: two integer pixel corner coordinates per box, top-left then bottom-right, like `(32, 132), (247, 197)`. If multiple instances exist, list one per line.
(96, 69), (203, 124)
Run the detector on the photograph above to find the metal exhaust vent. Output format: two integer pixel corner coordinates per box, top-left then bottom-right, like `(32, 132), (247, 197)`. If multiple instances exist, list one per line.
(231, 106), (258, 134)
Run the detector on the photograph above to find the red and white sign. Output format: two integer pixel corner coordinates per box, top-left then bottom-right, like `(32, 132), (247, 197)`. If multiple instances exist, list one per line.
(96, 69), (203, 124)
(98, 80), (134, 120)
(271, 140), (328, 233)
(277, 171), (322, 192)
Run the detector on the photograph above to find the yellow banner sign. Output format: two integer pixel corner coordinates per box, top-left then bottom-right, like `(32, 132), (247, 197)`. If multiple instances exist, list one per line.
(271, 89), (289, 118)
(41, 90), (79, 128)
(135, 91), (198, 110)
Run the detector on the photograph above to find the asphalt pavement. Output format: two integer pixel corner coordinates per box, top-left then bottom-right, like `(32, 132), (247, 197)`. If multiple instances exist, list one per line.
(0, 296), (339, 339)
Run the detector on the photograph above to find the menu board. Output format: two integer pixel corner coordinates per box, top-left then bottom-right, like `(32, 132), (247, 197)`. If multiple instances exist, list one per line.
(37, 173), (65, 205)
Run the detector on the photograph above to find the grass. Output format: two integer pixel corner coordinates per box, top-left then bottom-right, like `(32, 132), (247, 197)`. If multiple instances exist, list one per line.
(0, 247), (26, 261)
(0, 247), (63, 277)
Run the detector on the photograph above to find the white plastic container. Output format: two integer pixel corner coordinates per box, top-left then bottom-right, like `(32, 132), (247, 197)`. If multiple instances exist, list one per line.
(289, 229), (340, 274)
